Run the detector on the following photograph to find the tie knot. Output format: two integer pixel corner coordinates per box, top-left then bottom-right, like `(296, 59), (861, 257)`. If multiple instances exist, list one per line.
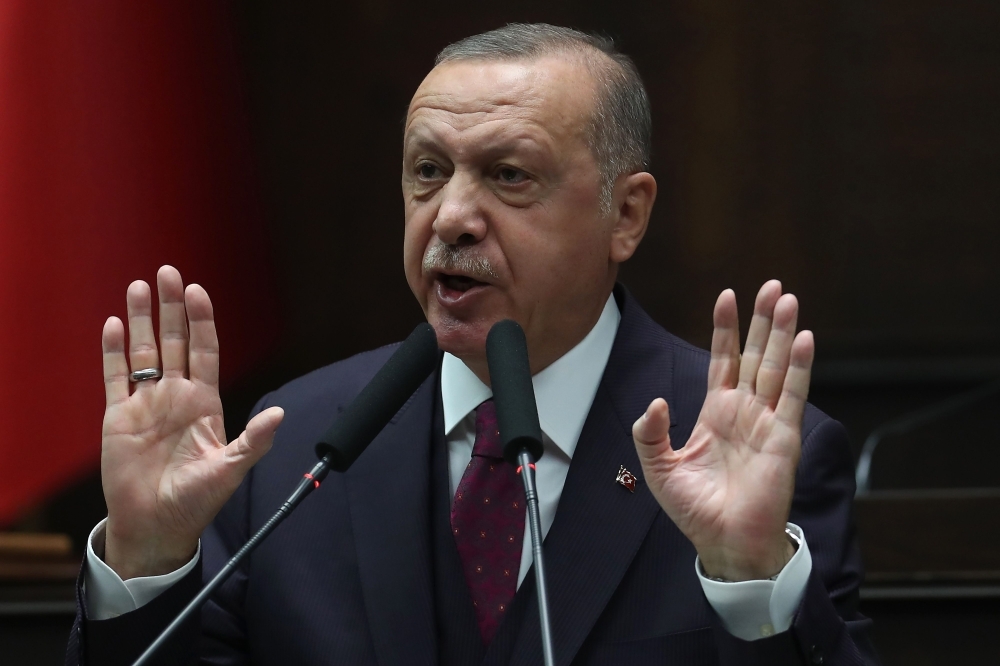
(473, 400), (503, 459)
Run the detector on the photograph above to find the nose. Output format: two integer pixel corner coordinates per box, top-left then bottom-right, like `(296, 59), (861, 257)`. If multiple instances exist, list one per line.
(432, 173), (487, 246)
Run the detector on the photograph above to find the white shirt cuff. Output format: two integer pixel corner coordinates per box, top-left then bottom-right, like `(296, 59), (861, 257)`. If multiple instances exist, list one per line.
(696, 522), (812, 641)
(83, 518), (201, 621)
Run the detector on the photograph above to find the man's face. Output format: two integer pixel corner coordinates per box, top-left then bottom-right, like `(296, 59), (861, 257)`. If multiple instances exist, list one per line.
(402, 56), (618, 377)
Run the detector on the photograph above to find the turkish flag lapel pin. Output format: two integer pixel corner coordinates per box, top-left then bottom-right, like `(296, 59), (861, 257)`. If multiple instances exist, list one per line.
(615, 465), (637, 493)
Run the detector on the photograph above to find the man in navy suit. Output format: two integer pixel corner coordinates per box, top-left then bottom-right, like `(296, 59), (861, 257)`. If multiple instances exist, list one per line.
(69, 24), (879, 665)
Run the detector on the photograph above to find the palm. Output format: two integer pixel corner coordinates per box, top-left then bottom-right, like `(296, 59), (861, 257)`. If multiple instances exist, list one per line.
(99, 266), (282, 579)
(648, 388), (799, 551)
(102, 377), (228, 543)
(633, 281), (814, 580)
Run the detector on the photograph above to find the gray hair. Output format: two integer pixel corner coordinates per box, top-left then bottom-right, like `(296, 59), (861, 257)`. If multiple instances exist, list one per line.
(436, 23), (652, 213)
(422, 242), (499, 282)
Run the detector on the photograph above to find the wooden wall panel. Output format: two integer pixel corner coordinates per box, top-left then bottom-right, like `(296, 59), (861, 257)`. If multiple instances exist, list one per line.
(230, 0), (1000, 385)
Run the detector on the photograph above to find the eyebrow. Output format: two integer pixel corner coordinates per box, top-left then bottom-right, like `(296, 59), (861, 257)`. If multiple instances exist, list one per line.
(403, 125), (554, 164)
(402, 131), (443, 153)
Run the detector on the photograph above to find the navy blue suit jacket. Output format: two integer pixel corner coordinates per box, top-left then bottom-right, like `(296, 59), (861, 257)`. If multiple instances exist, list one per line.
(67, 287), (879, 665)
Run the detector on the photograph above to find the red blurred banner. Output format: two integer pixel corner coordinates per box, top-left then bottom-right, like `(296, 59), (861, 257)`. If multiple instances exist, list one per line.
(0, 3), (279, 525)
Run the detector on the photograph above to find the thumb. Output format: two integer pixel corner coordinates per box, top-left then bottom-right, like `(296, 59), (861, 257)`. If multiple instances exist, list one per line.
(632, 398), (674, 463)
(226, 406), (284, 474)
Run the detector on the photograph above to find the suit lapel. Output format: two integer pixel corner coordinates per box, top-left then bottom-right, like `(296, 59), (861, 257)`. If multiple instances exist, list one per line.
(507, 288), (683, 666)
(346, 370), (439, 666)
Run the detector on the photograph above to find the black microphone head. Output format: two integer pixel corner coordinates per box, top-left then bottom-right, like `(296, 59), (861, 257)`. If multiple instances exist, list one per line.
(486, 319), (544, 465)
(315, 322), (438, 471)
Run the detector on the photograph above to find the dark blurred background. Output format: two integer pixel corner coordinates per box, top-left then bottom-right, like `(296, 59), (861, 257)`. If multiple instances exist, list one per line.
(3, 1), (998, 664)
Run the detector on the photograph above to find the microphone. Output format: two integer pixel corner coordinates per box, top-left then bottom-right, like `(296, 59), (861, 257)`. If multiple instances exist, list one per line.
(133, 323), (438, 666)
(316, 322), (440, 470)
(485, 319), (556, 666)
(486, 320), (545, 465)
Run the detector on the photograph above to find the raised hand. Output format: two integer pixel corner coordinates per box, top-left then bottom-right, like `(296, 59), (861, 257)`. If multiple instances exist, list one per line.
(632, 280), (814, 581)
(100, 266), (283, 580)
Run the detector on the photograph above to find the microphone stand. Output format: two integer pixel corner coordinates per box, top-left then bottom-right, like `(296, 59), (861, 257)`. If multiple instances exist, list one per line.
(515, 449), (556, 666)
(486, 318), (557, 666)
(130, 322), (439, 666)
(132, 454), (333, 666)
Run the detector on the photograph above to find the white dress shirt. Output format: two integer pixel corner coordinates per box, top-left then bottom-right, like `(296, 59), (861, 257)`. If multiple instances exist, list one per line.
(85, 294), (811, 640)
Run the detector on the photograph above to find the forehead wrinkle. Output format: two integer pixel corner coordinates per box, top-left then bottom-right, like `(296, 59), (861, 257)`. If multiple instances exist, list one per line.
(411, 84), (543, 109)
(405, 89), (544, 132)
(405, 113), (559, 163)
(403, 58), (600, 178)
(409, 59), (592, 126)
(408, 63), (545, 113)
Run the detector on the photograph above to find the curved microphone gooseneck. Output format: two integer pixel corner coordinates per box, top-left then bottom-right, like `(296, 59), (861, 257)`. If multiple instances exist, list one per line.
(132, 323), (439, 666)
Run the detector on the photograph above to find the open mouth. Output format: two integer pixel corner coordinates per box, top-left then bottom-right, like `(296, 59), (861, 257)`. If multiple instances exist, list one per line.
(436, 272), (489, 293)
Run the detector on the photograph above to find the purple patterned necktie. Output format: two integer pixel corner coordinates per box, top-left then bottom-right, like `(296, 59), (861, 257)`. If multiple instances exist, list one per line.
(451, 399), (527, 645)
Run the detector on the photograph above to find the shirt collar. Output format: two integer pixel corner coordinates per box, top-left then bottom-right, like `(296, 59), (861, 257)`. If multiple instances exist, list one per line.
(440, 294), (621, 459)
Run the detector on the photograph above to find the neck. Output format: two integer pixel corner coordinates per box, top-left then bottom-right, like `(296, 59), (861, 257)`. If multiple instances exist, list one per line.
(461, 291), (614, 386)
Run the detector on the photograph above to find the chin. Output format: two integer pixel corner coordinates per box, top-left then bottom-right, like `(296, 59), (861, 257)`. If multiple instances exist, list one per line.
(426, 312), (491, 361)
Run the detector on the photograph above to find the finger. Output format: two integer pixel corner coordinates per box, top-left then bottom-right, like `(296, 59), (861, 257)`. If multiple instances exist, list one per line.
(755, 293), (800, 408)
(632, 398), (676, 464)
(707, 289), (740, 391)
(157, 266), (189, 378)
(737, 280), (782, 392)
(126, 280), (159, 391)
(102, 317), (130, 405)
(775, 331), (814, 426)
(185, 284), (220, 389)
(224, 407), (284, 476)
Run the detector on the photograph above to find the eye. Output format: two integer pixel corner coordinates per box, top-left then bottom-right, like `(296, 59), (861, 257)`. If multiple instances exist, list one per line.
(417, 162), (443, 179)
(496, 166), (528, 185)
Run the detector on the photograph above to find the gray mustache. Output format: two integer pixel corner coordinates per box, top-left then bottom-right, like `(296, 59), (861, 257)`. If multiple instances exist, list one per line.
(422, 244), (500, 281)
